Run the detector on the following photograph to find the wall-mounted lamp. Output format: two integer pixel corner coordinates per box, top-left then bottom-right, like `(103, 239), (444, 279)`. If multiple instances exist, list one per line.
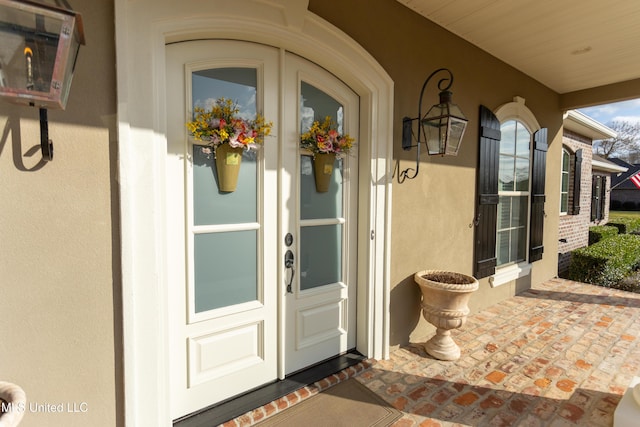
(0, 0), (85, 161)
(399, 68), (468, 181)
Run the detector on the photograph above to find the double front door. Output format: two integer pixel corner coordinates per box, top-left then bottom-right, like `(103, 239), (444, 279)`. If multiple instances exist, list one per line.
(165, 40), (359, 419)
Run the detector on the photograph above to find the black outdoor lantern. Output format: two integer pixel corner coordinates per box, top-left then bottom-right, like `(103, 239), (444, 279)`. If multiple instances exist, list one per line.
(399, 68), (468, 181)
(0, 0), (85, 160)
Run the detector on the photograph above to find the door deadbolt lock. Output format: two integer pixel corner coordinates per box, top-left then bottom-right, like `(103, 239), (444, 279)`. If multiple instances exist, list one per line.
(285, 233), (293, 247)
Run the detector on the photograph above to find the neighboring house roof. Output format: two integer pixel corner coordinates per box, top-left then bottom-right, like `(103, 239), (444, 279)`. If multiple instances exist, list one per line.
(563, 110), (618, 141)
(592, 155), (628, 173)
(610, 158), (640, 189)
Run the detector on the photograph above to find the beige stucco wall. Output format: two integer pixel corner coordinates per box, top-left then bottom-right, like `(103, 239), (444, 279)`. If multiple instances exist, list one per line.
(0, 0), (568, 424)
(0, 1), (121, 426)
(309, 0), (562, 347)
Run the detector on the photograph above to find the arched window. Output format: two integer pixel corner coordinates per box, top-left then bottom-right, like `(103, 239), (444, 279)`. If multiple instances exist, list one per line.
(474, 98), (547, 285)
(496, 120), (531, 266)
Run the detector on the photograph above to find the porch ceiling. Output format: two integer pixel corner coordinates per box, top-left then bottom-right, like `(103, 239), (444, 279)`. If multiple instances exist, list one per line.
(397, 0), (640, 105)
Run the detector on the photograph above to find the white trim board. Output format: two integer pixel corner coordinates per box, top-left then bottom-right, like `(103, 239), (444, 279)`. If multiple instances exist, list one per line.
(114, 0), (394, 425)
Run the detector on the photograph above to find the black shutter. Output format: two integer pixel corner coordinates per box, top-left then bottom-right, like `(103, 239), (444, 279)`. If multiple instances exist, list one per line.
(474, 105), (501, 279)
(599, 176), (606, 220)
(529, 128), (548, 262)
(571, 149), (582, 215)
(591, 175), (598, 221)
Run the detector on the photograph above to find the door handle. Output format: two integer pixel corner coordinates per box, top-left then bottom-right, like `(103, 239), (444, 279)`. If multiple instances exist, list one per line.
(285, 250), (295, 294)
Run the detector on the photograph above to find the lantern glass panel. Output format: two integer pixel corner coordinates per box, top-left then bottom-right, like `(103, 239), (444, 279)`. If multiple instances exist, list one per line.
(0, 0), (84, 109)
(422, 103), (448, 155)
(445, 116), (468, 156)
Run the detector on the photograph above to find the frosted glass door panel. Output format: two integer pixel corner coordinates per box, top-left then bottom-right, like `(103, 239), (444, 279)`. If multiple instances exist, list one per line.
(300, 155), (343, 220)
(191, 67), (261, 313)
(193, 145), (257, 225)
(300, 81), (344, 133)
(192, 68), (257, 114)
(298, 81), (345, 292)
(194, 231), (258, 312)
(300, 225), (342, 290)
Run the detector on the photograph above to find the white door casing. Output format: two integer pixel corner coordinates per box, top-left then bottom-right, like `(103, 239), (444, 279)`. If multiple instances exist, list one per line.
(116, 1), (393, 425)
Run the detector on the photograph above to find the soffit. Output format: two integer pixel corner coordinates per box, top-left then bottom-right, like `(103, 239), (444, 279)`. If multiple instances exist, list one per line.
(396, 0), (640, 95)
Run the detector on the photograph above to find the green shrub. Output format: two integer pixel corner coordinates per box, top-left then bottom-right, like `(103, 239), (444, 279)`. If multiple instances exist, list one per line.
(607, 216), (640, 234)
(588, 225), (619, 245)
(569, 234), (640, 287)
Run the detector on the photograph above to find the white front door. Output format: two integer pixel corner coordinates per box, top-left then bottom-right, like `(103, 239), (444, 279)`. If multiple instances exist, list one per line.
(166, 40), (358, 419)
(281, 53), (358, 375)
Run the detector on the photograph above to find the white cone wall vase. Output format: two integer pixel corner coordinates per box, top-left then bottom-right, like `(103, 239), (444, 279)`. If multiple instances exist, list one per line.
(414, 270), (479, 361)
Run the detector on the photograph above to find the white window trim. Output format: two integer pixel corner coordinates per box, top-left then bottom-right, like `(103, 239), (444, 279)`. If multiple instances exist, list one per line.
(491, 97), (541, 288)
(489, 262), (532, 287)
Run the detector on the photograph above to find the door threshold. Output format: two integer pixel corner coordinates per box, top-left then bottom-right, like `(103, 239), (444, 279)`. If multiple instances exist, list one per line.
(173, 351), (365, 427)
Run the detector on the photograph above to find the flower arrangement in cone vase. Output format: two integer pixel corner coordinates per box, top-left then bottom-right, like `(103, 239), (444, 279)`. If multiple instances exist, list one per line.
(186, 97), (273, 157)
(300, 116), (354, 157)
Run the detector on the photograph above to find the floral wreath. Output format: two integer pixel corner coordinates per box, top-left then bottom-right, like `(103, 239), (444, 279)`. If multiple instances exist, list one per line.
(300, 116), (354, 157)
(186, 98), (272, 154)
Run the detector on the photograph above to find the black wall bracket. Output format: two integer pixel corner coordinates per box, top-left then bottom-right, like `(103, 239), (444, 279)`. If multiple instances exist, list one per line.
(39, 108), (53, 161)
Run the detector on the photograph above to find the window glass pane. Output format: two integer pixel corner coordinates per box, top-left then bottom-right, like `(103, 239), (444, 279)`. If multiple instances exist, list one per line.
(194, 231), (257, 312)
(562, 150), (570, 171)
(516, 196), (528, 227)
(561, 194), (569, 213)
(191, 68), (259, 225)
(500, 121), (516, 155)
(193, 145), (257, 225)
(300, 225), (342, 290)
(499, 155), (514, 191)
(300, 155), (343, 219)
(192, 68), (257, 116)
(515, 123), (531, 157)
(514, 226), (527, 263)
(497, 230), (510, 266)
(561, 171), (569, 193)
(300, 81), (344, 134)
(515, 157), (530, 191)
(497, 197), (511, 230)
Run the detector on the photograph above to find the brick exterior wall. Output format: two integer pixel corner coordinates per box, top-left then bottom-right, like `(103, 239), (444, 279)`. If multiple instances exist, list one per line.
(558, 130), (593, 275)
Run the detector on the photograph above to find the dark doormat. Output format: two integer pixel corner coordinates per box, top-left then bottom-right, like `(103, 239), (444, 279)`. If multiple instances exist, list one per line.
(256, 378), (402, 426)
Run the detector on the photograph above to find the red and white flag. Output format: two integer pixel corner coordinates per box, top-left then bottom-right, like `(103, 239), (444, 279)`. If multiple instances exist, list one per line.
(631, 173), (640, 189)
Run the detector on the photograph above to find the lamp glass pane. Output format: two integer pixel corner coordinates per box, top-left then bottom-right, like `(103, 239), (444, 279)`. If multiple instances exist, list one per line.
(445, 117), (467, 155)
(0, 3), (62, 93)
(447, 102), (467, 121)
(424, 119), (447, 155)
(422, 104), (448, 155)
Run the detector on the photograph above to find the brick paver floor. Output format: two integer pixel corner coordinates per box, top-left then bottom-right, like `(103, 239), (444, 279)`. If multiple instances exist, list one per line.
(224, 278), (640, 426)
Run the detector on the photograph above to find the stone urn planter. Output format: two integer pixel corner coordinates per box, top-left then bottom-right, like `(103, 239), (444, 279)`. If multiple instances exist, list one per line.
(0, 381), (26, 427)
(414, 270), (479, 361)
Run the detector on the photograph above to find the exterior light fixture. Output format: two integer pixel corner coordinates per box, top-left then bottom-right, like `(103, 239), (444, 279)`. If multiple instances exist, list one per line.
(0, 0), (85, 161)
(399, 68), (468, 181)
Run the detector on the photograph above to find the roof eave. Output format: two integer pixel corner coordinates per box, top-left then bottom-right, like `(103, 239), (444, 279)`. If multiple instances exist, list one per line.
(563, 110), (618, 141)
